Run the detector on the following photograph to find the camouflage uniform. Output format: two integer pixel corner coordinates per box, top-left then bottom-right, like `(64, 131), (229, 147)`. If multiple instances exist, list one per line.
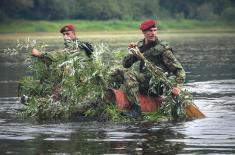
(40, 39), (93, 61)
(122, 38), (185, 106)
(64, 39), (93, 58)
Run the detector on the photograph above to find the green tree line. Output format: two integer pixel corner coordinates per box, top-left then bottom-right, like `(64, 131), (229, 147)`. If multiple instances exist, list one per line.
(0, 0), (235, 21)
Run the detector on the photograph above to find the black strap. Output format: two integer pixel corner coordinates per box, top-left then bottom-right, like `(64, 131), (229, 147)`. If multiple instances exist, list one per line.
(81, 42), (93, 58)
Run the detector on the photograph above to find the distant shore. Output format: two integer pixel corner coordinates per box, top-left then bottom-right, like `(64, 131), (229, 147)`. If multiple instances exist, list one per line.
(1, 31), (235, 42)
(0, 19), (234, 33)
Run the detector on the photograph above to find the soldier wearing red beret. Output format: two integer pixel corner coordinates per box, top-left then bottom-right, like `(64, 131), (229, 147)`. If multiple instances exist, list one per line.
(139, 19), (157, 43)
(120, 19), (186, 117)
(29, 23), (94, 102)
(60, 24), (77, 43)
(32, 23), (93, 59)
(59, 24), (93, 58)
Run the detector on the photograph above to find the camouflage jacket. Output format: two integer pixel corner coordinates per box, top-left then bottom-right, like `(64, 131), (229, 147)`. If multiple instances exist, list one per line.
(123, 38), (186, 84)
(64, 39), (93, 58)
(40, 39), (93, 62)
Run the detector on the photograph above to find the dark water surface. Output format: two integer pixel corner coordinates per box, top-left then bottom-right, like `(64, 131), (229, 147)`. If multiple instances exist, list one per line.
(0, 33), (235, 154)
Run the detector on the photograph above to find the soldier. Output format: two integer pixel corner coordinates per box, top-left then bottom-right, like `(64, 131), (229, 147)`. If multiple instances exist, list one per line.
(30, 24), (94, 101)
(60, 24), (93, 57)
(32, 24), (93, 59)
(122, 19), (186, 117)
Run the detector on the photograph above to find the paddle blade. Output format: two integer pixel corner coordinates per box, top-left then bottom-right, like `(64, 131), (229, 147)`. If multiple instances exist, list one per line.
(185, 104), (205, 119)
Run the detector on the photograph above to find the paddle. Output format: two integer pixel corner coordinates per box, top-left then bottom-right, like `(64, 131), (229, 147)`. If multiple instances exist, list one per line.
(129, 46), (205, 119)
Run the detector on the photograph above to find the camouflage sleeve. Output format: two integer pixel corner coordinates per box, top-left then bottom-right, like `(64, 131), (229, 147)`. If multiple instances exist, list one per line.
(41, 51), (65, 62)
(162, 50), (186, 84)
(122, 54), (139, 68)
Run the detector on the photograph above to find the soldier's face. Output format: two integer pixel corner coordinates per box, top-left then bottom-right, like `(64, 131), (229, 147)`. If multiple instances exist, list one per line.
(143, 27), (157, 43)
(62, 31), (76, 40)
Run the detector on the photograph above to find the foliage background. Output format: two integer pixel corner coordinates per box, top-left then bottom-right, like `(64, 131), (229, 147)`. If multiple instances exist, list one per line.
(0, 0), (234, 22)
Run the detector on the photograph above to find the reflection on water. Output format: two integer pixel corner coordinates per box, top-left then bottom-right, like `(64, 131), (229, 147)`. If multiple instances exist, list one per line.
(0, 33), (235, 154)
(168, 79), (235, 154)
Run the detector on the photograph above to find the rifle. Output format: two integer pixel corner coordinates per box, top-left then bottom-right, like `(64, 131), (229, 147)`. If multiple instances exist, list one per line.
(129, 47), (205, 119)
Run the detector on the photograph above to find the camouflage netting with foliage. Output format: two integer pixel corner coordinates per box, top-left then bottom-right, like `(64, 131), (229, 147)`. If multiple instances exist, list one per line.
(1, 39), (194, 122)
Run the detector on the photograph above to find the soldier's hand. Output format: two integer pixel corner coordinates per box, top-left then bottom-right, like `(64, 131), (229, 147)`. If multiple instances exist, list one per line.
(32, 48), (41, 57)
(128, 42), (141, 59)
(171, 87), (181, 96)
(128, 42), (137, 49)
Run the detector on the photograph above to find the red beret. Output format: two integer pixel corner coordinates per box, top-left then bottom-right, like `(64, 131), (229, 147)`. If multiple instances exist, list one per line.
(60, 24), (75, 33)
(140, 19), (156, 31)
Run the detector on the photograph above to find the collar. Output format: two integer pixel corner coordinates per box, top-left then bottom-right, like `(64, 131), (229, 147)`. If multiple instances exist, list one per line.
(138, 37), (159, 49)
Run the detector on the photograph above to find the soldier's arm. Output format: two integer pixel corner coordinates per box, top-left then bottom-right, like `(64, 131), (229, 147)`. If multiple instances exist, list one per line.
(31, 48), (52, 65)
(122, 54), (139, 68)
(162, 50), (186, 85)
(31, 48), (63, 64)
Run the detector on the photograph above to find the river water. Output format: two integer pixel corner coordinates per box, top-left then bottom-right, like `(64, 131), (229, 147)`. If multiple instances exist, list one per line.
(0, 32), (235, 154)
